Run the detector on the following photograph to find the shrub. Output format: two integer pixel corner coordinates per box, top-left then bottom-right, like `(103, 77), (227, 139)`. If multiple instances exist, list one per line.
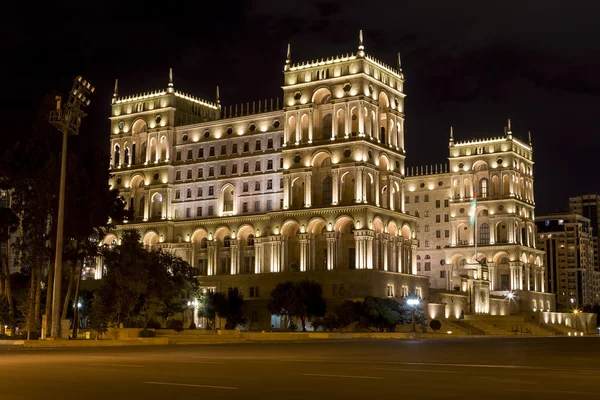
(123, 316), (146, 328)
(166, 319), (184, 332)
(139, 328), (156, 338)
(146, 319), (162, 329)
(429, 319), (442, 333)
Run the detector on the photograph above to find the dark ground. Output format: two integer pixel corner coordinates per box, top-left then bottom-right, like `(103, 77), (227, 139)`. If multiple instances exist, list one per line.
(0, 338), (598, 399)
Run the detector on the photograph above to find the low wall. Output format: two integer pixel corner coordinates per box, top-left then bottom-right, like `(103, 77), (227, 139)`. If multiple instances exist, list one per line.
(540, 312), (597, 334)
(21, 338), (168, 348)
(0, 340), (25, 346)
(105, 328), (152, 340)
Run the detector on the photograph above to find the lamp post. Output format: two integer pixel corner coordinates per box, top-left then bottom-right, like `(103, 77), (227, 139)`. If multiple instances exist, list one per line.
(407, 297), (420, 333)
(48, 76), (94, 339)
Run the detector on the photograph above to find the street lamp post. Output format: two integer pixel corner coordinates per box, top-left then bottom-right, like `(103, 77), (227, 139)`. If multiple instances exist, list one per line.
(407, 297), (420, 333)
(48, 76), (94, 339)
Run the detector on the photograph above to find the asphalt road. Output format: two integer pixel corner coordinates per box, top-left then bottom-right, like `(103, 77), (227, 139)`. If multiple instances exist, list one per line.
(0, 338), (598, 400)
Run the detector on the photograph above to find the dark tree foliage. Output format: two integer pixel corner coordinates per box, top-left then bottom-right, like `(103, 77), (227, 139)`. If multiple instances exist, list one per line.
(430, 319), (442, 333)
(91, 230), (198, 328)
(198, 288), (246, 330)
(267, 280), (326, 331)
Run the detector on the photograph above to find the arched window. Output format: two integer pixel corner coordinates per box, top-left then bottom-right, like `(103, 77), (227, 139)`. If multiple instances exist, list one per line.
(223, 187), (234, 212)
(138, 196), (145, 218)
(124, 147), (130, 165)
(201, 237), (208, 249)
(247, 234), (254, 247)
(224, 236), (231, 248)
(479, 223), (490, 244)
(114, 145), (120, 167)
(380, 127), (386, 143)
(479, 178), (488, 198)
(322, 176), (332, 205)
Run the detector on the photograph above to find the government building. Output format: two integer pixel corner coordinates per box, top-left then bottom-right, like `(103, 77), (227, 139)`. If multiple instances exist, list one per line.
(99, 33), (554, 329)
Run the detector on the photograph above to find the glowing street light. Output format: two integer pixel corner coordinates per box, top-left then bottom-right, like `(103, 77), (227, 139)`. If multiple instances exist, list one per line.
(406, 296), (420, 333)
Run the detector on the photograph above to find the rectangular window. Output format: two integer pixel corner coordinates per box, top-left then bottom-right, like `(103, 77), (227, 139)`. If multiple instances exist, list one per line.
(405, 196), (410, 204)
(255, 140), (262, 151)
(445, 229), (450, 238)
(267, 179), (273, 190)
(242, 202), (248, 213)
(175, 190), (181, 199)
(209, 146), (215, 157)
(255, 181), (261, 191)
(267, 159), (273, 170)
(415, 211), (419, 218)
(220, 144), (227, 156)
(186, 189), (192, 198)
(254, 201), (260, 212)
(332, 284), (338, 296)
(255, 161), (261, 172)
(425, 262), (431, 271)
(280, 136), (284, 147)
(279, 158), (283, 168)
(209, 167), (214, 177)
(436, 230), (441, 238)
(185, 208), (191, 218)
(220, 165), (226, 176)
(386, 284), (394, 297)
(208, 205), (214, 216)
(267, 200), (273, 211)
(444, 199), (449, 207)
(197, 187), (203, 197)
(280, 179), (284, 189)
(415, 195), (419, 203)
(187, 149), (193, 160)
(232, 143), (238, 154)
(424, 225), (430, 232)
(197, 206), (202, 217)
(243, 182), (248, 192)
(243, 162), (249, 173)
(243, 142), (249, 152)
(198, 148), (204, 158)
(267, 138), (273, 149)
(186, 170), (192, 180)
(425, 239), (430, 247)
(424, 211), (429, 217)
(436, 200), (440, 208)
(424, 194), (429, 202)
(444, 214), (449, 222)
(208, 185), (214, 196)
(175, 171), (181, 181)
(339, 284), (345, 296)
(436, 215), (441, 223)
(176, 151), (182, 161)
(440, 271), (446, 278)
(198, 168), (203, 179)
(232, 164), (238, 174)
(280, 199), (283, 209)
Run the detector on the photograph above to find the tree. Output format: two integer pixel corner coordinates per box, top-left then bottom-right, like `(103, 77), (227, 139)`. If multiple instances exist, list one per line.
(267, 280), (326, 331)
(197, 288), (246, 330)
(197, 290), (218, 330)
(429, 319), (442, 334)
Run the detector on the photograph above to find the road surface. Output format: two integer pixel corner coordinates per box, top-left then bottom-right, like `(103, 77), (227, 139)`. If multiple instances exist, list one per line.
(0, 337), (598, 399)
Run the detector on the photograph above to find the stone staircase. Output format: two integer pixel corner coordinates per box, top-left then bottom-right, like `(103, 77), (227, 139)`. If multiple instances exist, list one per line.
(460, 317), (557, 336)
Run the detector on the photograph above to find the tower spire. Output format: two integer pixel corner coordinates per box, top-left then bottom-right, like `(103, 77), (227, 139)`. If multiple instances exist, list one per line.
(506, 118), (512, 139)
(358, 29), (365, 57)
(167, 68), (174, 93)
(449, 125), (454, 146)
(285, 43), (291, 71)
(528, 130), (532, 146)
(397, 52), (402, 71)
(216, 85), (220, 106)
(112, 78), (119, 101)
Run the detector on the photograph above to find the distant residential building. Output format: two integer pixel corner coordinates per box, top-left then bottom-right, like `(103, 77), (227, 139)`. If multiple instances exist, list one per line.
(569, 194), (599, 271)
(536, 212), (600, 309)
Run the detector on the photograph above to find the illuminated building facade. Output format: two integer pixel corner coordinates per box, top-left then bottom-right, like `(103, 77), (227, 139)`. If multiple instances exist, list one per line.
(100, 33), (554, 325)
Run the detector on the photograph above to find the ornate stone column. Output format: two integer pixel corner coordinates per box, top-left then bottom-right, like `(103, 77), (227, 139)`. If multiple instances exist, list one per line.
(298, 233), (310, 272)
(396, 238), (403, 273)
(95, 255), (103, 280)
(143, 189), (150, 221)
(525, 264), (531, 291)
(388, 178), (395, 211)
(488, 264), (496, 290)
(382, 234), (389, 271)
(410, 239), (418, 275)
(230, 239), (239, 275)
(207, 241), (217, 276)
(540, 269), (545, 293)
(445, 264), (453, 290)
(304, 172), (312, 207)
(269, 235), (283, 273)
(362, 168), (368, 203)
(325, 232), (338, 270)
(254, 238), (264, 274)
(308, 109), (314, 143)
(358, 102), (364, 136)
(374, 170), (380, 206)
(355, 166), (363, 203)
(400, 182), (405, 213)
(354, 230), (374, 269)
(283, 174), (290, 209)
(295, 111), (301, 144)
(331, 168), (339, 205)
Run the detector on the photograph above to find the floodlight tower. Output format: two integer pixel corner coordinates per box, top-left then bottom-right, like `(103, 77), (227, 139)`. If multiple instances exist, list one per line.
(48, 76), (94, 339)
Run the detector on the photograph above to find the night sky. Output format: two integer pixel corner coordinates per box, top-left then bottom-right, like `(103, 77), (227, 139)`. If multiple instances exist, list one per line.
(4, 1), (600, 215)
